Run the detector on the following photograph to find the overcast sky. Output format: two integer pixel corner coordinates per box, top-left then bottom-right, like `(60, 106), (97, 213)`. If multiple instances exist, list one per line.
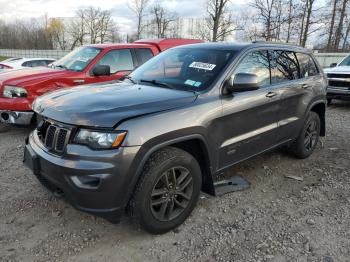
(0, 0), (247, 34)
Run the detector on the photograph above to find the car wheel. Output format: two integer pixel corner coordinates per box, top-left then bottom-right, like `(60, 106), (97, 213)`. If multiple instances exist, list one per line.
(129, 146), (202, 234)
(327, 98), (332, 105)
(289, 111), (320, 159)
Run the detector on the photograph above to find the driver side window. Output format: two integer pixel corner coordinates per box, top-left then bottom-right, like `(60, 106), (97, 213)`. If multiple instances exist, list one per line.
(96, 49), (134, 74)
(233, 50), (271, 88)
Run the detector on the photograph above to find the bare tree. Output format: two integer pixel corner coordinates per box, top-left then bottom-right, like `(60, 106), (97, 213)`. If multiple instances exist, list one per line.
(334, 0), (350, 49)
(327, 0), (338, 49)
(250, 0), (276, 41)
(150, 3), (178, 38)
(129, 0), (151, 39)
(68, 7), (118, 48)
(204, 0), (235, 42)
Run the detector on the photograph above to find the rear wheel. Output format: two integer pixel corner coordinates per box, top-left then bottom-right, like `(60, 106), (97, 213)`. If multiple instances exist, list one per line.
(288, 111), (320, 159)
(129, 147), (202, 234)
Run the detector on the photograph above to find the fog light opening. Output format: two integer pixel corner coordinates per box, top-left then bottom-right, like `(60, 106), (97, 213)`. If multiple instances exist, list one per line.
(71, 174), (108, 189)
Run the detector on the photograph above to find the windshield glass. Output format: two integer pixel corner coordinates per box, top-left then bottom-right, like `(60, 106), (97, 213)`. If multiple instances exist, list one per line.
(52, 47), (102, 72)
(129, 48), (236, 91)
(339, 55), (350, 66)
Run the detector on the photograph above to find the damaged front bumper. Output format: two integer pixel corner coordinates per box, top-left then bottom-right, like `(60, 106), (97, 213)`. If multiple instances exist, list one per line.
(0, 110), (34, 125)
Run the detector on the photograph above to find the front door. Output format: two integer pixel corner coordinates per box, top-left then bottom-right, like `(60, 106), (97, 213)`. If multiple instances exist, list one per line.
(84, 48), (135, 85)
(218, 50), (282, 170)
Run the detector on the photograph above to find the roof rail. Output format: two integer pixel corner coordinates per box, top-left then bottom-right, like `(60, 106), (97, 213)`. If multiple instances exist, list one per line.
(252, 40), (301, 46)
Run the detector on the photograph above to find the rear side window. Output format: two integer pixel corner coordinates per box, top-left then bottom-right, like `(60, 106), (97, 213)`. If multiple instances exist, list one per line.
(296, 53), (318, 78)
(22, 60), (48, 67)
(96, 49), (134, 74)
(271, 50), (299, 84)
(233, 50), (270, 88)
(135, 48), (154, 65)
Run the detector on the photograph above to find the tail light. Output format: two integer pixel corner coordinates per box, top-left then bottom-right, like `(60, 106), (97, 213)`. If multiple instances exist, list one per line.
(0, 64), (13, 69)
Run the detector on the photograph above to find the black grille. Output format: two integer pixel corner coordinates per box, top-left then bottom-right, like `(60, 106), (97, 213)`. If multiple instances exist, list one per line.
(56, 129), (68, 152)
(45, 125), (57, 149)
(38, 120), (71, 153)
(327, 73), (350, 79)
(329, 80), (350, 88)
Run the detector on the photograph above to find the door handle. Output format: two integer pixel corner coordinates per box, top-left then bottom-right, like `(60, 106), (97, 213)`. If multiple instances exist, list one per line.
(301, 84), (309, 89)
(266, 91), (278, 98)
(73, 79), (85, 84)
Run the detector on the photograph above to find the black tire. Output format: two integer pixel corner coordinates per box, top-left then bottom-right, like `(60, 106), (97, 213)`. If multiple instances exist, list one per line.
(289, 111), (320, 159)
(129, 146), (202, 234)
(327, 98), (332, 106)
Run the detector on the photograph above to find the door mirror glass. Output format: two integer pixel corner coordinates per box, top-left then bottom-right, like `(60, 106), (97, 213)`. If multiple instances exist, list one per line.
(226, 73), (260, 93)
(92, 65), (111, 76)
(329, 62), (337, 68)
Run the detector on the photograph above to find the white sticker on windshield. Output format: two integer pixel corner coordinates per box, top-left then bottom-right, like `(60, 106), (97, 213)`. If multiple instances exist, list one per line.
(189, 62), (216, 71)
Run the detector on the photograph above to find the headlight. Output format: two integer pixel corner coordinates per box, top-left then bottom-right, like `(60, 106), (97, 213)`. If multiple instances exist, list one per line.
(74, 129), (127, 149)
(2, 85), (28, 98)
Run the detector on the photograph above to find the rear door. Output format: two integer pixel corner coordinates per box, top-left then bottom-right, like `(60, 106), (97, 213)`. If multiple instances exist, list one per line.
(134, 48), (154, 68)
(218, 50), (282, 169)
(277, 51), (321, 140)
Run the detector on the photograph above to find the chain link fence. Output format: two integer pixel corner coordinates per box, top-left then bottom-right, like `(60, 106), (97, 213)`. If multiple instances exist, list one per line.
(0, 49), (349, 68)
(0, 49), (69, 59)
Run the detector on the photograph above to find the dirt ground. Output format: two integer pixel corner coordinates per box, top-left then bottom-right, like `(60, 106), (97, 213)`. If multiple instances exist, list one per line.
(0, 101), (349, 262)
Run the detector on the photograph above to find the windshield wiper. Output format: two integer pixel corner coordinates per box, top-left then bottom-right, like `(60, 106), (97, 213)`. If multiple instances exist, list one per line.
(139, 79), (175, 89)
(123, 75), (137, 84)
(54, 64), (68, 70)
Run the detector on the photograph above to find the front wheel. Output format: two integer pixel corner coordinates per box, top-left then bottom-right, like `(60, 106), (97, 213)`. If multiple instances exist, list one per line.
(288, 111), (320, 159)
(129, 147), (202, 234)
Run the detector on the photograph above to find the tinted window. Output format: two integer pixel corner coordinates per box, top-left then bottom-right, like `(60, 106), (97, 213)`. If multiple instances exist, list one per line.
(296, 53), (318, 78)
(271, 50), (299, 84)
(52, 47), (101, 72)
(339, 55), (350, 66)
(233, 51), (270, 88)
(129, 48), (236, 91)
(135, 48), (154, 65)
(96, 49), (134, 74)
(23, 60), (50, 67)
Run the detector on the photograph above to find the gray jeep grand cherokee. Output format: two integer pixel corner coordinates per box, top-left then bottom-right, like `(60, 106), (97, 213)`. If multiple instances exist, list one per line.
(24, 42), (327, 234)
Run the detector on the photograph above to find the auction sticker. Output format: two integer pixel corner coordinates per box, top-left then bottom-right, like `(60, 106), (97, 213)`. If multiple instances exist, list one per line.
(189, 62), (216, 71)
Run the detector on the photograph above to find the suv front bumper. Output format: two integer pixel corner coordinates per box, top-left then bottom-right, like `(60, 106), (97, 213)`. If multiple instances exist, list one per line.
(327, 86), (350, 100)
(23, 130), (141, 222)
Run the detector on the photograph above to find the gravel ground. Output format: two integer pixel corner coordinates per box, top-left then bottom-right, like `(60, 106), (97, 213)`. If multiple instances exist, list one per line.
(1, 101), (349, 262)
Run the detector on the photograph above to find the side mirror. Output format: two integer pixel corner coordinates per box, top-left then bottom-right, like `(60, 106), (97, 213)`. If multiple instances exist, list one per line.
(92, 65), (111, 76)
(225, 73), (260, 94)
(330, 63), (337, 68)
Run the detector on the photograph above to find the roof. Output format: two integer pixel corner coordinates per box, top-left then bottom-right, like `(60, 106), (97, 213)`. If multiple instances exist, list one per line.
(172, 41), (310, 53)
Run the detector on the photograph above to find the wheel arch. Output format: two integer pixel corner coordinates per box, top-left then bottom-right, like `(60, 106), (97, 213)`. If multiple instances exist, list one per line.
(309, 101), (326, 136)
(126, 134), (215, 207)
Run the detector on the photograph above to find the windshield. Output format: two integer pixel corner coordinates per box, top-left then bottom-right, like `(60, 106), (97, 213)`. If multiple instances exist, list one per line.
(338, 55), (350, 66)
(128, 48), (236, 91)
(52, 47), (102, 72)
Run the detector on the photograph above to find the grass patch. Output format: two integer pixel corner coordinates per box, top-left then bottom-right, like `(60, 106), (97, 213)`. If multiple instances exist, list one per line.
(0, 56), (8, 62)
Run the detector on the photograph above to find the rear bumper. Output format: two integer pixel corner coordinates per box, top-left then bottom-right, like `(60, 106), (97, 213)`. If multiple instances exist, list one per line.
(0, 110), (34, 125)
(23, 130), (142, 222)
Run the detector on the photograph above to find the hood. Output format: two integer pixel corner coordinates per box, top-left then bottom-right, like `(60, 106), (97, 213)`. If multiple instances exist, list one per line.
(0, 67), (76, 88)
(33, 81), (197, 128)
(323, 66), (350, 74)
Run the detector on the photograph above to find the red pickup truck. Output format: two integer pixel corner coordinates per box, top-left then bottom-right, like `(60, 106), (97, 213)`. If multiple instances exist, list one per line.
(0, 38), (202, 125)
